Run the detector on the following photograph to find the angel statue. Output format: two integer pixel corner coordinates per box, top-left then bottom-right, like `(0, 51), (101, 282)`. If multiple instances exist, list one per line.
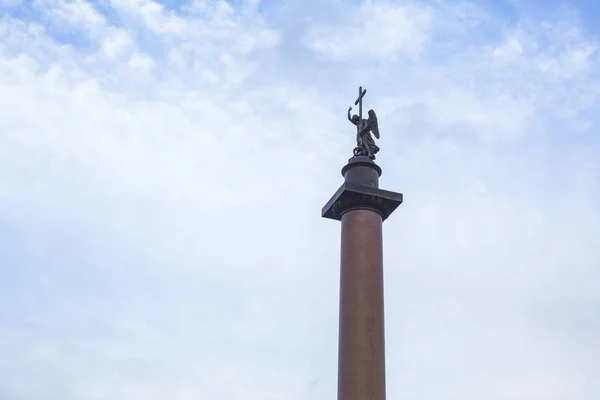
(348, 106), (380, 160)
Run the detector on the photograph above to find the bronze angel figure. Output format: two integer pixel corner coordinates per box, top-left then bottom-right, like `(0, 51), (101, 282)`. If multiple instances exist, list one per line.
(348, 106), (380, 160)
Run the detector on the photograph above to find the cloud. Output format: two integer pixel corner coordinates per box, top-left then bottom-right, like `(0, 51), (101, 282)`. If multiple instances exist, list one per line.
(304, 1), (434, 60)
(108, 0), (188, 35)
(1, 1), (599, 399)
(34, 0), (107, 35)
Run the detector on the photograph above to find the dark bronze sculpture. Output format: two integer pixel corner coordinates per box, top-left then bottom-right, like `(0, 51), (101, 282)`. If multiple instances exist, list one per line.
(348, 86), (379, 160)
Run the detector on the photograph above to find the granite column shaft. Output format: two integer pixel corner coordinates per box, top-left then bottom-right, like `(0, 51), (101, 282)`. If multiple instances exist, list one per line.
(338, 208), (386, 400)
(322, 156), (402, 400)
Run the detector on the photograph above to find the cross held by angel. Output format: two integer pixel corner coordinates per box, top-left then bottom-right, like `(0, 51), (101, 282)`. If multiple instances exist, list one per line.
(348, 86), (380, 160)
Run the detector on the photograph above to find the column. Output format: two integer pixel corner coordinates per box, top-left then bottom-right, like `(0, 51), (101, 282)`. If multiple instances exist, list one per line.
(322, 156), (403, 400)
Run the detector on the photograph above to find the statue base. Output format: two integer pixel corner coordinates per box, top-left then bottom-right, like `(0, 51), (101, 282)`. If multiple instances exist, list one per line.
(321, 157), (402, 222)
(352, 146), (377, 161)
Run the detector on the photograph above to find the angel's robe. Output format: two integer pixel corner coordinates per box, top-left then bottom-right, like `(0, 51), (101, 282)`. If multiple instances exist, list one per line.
(357, 118), (380, 158)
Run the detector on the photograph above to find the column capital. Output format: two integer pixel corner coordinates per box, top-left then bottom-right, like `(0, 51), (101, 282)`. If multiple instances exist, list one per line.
(321, 182), (403, 222)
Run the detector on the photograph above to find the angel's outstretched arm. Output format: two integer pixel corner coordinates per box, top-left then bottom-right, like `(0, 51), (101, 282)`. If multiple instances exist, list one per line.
(347, 107), (357, 125)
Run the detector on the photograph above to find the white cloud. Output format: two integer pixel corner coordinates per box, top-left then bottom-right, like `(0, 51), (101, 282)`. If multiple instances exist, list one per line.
(304, 1), (433, 60)
(491, 22), (598, 79)
(493, 37), (524, 63)
(100, 29), (134, 58)
(1, 1), (600, 399)
(108, 0), (188, 35)
(128, 52), (154, 70)
(35, 0), (107, 35)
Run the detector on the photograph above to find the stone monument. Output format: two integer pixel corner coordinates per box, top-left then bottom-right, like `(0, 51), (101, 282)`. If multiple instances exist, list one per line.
(322, 87), (403, 400)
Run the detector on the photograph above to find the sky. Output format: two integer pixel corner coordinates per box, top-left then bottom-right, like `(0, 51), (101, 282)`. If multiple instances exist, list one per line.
(0, 0), (599, 399)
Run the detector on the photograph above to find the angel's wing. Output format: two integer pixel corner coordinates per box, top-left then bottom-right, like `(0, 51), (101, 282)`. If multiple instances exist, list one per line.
(368, 109), (379, 139)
